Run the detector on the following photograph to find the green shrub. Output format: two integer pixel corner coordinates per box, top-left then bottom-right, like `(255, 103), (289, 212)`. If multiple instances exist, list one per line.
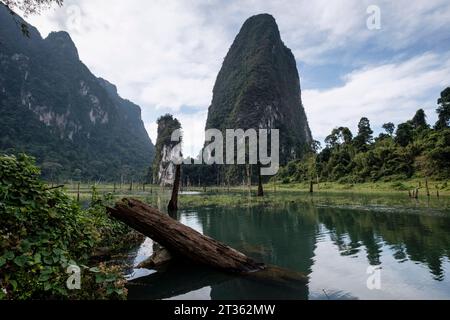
(0, 154), (131, 300)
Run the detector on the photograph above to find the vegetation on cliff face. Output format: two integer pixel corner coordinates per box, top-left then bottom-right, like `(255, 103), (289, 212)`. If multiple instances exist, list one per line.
(199, 14), (312, 185)
(0, 5), (154, 182)
(151, 114), (181, 185)
(0, 154), (139, 300)
(278, 88), (450, 184)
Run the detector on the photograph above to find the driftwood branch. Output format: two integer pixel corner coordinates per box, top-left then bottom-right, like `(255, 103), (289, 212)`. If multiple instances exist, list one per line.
(168, 164), (181, 212)
(107, 198), (265, 273)
(129, 251), (308, 300)
(107, 198), (308, 288)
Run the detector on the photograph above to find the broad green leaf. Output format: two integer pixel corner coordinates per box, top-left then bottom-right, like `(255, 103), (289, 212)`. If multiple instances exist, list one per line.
(9, 280), (18, 291)
(4, 251), (14, 261)
(38, 273), (50, 282)
(13, 255), (28, 267)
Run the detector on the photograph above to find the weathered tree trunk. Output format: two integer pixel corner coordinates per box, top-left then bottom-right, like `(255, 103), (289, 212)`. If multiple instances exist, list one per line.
(129, 259), (307, 300)
(108, 198), (265, 273)
(133, 245), (308, 299)
(257, 164), (264, 197)
(246, 164), (252, 194)
(168, 164), (181, 212)
(128, 262), (236, 300)
(137, 247), (174, 270)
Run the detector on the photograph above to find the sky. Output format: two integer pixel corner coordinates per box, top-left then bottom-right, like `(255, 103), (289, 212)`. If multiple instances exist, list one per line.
(23, 0), (450, 157)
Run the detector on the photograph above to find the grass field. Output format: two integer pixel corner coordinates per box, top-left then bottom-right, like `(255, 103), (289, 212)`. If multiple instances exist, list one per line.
(273, 179), (450, 195)
(57, 178), (450, 212)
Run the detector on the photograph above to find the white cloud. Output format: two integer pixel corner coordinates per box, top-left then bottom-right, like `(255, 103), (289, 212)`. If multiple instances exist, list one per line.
(22, 0), (450, 151)
(26, 0), (230, 112)
(303, 53), (450, 141)
(144, 121), (158, 146)
(26, 0), (450, 106)
(140, 76), (215, 111)
(145, 111), (207, 158)
(174, 111), (208, 159)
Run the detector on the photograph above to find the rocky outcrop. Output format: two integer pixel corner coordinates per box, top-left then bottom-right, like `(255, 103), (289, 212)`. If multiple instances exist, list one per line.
(206, 14), (312, 157)
(201, 14), (312, 184)
(151, 114), (181, 186)
(0, 4), (154, 180)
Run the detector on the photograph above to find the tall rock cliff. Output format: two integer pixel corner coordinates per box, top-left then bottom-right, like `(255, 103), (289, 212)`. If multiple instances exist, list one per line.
(151, 114), (181, 186)
(205, 14), (312, 166)
(0, 5), (154, 181)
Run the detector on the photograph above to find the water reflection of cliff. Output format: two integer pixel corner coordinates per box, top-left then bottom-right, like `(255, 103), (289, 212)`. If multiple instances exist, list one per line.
(197, 203), (317, 300)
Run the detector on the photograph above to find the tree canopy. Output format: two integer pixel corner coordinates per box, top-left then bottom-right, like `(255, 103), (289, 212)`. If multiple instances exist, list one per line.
(435, 87), (450, 130)
(277, 88), (450, 183)
(1, 0), (63, 16)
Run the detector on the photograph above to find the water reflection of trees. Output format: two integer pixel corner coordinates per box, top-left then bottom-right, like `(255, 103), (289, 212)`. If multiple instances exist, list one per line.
(317, 208), (450, 281)
(199, 203), (450, 282)
(128, 200), (449, 300)
(199, 203), (318, 272)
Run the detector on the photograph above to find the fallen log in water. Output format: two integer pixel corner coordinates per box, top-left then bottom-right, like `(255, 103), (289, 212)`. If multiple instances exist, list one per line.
(108, 198), (265, 273)
(107, 198), (308, 285)
(128, 261), (309, 300)
(128, 262), (235, 300)
(136, 247), (307, 289)
(137, 247), (174, 270)
(246, 265), (307, 288)
(137, 248), (307, 290)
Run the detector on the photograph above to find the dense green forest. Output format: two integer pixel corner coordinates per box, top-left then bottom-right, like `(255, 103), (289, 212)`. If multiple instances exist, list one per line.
(277, 88), (450, 184)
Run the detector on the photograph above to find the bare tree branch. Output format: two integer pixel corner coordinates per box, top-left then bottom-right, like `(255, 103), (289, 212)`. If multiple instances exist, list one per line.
(1, 0), (63, 37)
(1, 0), (63, 16)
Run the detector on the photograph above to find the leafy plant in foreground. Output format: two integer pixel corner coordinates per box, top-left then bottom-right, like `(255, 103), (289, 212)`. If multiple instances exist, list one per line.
(0, 154), (131, 299)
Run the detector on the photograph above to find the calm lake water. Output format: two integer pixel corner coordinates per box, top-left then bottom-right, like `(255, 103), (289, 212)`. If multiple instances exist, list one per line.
(125, 193), (450, 300)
